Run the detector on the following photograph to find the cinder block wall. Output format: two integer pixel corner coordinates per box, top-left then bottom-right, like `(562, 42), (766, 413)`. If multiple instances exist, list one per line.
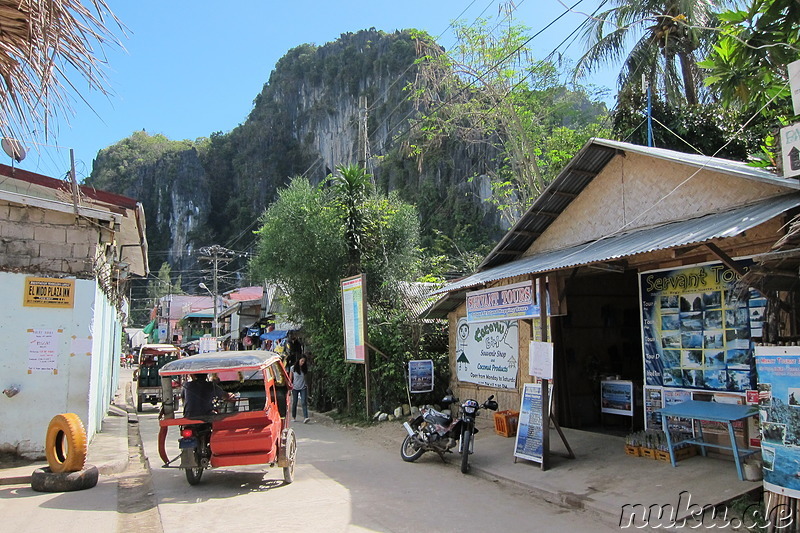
(0, 202), (99, 275)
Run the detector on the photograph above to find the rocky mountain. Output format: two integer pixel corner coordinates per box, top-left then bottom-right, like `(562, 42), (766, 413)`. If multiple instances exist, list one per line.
(86, 28), (605, 290)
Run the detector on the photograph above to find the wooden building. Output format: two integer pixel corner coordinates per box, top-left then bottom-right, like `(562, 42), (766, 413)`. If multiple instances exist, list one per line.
(425, 138), (800, 433)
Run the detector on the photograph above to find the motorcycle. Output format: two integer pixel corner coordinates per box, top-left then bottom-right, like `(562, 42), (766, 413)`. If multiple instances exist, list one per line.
(401, 390), (498, 473)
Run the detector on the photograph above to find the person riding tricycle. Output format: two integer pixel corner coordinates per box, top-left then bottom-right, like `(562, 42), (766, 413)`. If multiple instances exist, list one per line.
(157, 350), (296, 485)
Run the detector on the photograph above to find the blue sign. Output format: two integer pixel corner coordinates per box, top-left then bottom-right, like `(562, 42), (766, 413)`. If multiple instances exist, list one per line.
(408, 359), (434, 393)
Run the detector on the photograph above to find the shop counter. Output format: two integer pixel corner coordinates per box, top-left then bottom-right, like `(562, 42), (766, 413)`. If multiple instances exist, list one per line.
(658, 400), (758, 481)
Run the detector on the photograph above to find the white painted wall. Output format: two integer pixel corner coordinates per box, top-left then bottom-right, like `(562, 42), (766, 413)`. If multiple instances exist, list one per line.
(0, 272), (120, 457)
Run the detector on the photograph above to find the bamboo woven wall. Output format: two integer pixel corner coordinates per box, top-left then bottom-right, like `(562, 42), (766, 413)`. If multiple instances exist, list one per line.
(527, 153), (793, 256)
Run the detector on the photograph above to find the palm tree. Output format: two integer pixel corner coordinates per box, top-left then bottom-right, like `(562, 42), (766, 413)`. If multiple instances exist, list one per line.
(576, 0), (723, 106)
(0, 0), (122, 140)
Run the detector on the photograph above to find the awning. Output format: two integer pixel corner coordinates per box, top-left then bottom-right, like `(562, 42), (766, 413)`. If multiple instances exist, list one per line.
(434, 192), (800, 295)
(260, 329), (288, 341)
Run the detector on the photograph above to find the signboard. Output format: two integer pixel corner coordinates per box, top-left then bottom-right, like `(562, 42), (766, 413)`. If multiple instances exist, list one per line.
(780, 123), (800, 179)
(755, 346), (800, 498)
(644, 386), (664, 429)
(600, 380), (634, 416)
(529, 341), (553, 380)
(341, 274), (367, 363)
(640, 260), (764, 392)
(199, 336), (217, 353)
(789, 59), (800, 116)
(27, 328), (61, 373)
(466, 281), (539, 323)
(408, 359), (434, 393)
(514, 382), (545, 463)
(23, 277), (75, 308)
(455, 317), (519, 389)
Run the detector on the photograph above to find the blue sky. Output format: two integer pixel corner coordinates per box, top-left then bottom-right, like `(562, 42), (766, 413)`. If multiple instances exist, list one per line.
(10, 0), (617, 182)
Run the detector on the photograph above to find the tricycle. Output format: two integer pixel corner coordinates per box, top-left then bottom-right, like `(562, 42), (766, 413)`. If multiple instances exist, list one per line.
(157, 350), (296, 485)
(135, 343), (182, 412)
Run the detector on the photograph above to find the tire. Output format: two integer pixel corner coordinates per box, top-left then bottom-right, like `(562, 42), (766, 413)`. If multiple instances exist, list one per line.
(45, 413), (87, 473)
(282, 430), (297, 484)
(400, 434), (424, 462)
(185, 446), (204, 485)
(31, 465), (98, 492)
(460, 430), (472, 474)
(137, 394), (144, 412)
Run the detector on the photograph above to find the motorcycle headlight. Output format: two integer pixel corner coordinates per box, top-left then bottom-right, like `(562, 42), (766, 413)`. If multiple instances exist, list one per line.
(463, 405), (477, 414)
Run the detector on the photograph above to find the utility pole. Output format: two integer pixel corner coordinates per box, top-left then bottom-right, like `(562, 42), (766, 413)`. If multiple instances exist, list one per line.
(357, 94), (372, 416)
(199, 245), (234, 338)
(358, 95), (368, 169)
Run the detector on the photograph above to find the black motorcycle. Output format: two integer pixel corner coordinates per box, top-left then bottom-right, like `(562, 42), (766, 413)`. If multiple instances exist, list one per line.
(401, 391), (498, 473)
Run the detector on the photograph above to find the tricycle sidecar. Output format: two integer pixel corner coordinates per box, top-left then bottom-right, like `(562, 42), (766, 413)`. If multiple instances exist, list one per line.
(157, 350), (296, 485)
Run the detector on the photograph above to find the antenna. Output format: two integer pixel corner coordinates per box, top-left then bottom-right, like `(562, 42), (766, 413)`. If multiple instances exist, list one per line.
(1, 137), (26, 162)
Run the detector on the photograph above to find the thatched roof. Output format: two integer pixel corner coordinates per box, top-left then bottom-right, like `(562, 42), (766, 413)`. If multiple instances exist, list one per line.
(0, 0), (122, 141)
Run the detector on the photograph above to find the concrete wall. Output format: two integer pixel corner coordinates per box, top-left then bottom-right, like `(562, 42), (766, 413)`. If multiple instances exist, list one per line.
(0, 201), (103, 275)
(0, 274), (121, 457)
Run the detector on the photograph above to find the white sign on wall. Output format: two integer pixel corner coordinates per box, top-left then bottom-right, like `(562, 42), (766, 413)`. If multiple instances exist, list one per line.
(455, 317), (519, 389)
(28, 328), (61, 373)
(789, 60), (800, 116)
(529, 341), (554, 380)
(780, 122), (800, 179)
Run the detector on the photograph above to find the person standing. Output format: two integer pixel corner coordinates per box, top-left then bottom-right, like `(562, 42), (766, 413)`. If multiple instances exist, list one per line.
(291, 357), (310, 423)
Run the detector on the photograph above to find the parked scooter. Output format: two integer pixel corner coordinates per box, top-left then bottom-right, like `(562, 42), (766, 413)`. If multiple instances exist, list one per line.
(401, 390), (498, 473)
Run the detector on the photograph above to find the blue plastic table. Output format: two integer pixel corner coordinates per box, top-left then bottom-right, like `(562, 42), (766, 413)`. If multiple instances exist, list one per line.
(657, 400), (758, 481)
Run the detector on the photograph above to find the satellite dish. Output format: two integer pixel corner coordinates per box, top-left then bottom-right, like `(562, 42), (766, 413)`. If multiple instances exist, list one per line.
(1, 137), (26, 163)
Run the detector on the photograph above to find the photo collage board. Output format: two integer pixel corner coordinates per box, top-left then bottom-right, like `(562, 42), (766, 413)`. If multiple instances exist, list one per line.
(641, 260), (766, 393)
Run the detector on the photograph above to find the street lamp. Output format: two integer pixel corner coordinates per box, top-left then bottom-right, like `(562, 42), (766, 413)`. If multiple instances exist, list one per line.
(199, 282), (219, 337)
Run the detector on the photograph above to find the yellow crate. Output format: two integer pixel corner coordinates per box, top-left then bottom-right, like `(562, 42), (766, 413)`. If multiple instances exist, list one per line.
(624, 444), (642, 457)
(494, 410), (520, 437)
(641, 447), (658, 459)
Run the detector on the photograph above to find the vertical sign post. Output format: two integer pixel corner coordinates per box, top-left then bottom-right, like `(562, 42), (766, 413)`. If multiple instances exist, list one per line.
(341, 274), (369, 416)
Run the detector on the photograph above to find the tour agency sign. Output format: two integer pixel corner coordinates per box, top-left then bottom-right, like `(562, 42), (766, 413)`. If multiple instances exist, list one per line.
(466, 280), (538, 323)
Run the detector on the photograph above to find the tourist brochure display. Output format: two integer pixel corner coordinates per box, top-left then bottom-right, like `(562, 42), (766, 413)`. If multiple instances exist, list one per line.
(755, 346), (800, 498)
(639, 260), (765, 437)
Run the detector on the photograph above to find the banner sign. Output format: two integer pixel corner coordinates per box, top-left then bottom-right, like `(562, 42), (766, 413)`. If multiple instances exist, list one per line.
(341, 275), (367, 363)
(455, 317), (518, 389)
(601, 380), (634, 416)
(466, 281), (538, 323)
(23, 277), (75, 308)
(640, 260), (764, 392)
(514, 382), (544, 463)
(408, 359), (434, 393)
(755, 346), (800, 498)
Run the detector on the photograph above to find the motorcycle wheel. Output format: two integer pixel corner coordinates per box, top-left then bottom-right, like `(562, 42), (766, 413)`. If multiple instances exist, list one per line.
(185, 448), (204, 485)
(400, 434), (424, 462)
(460, 430), (472, 474)
(185, 465), (204, 485)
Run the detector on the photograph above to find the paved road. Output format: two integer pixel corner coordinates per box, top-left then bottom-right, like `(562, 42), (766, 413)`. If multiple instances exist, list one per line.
(138, 410), (620, 533)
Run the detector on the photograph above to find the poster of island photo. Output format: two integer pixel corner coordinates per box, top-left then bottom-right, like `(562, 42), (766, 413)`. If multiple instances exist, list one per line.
(455, 317), (519, 389)
(641, 261), (765, 392)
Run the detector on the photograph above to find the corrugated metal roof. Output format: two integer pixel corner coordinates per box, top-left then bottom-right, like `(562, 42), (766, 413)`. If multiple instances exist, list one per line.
(479, 138), (799, 271)
(433, 192), (800, 295)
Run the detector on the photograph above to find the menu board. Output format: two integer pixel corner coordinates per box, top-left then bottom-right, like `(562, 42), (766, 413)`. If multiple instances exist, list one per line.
(514, 383), (544, 463)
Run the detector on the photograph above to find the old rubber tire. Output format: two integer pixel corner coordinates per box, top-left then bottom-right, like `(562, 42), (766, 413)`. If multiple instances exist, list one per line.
(282, 430), (297, 484)
(460, 431), (471, 474)
(45, 413), (87, 473)
(400, 434), (424, 462)
(31, 465), (98, 492)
